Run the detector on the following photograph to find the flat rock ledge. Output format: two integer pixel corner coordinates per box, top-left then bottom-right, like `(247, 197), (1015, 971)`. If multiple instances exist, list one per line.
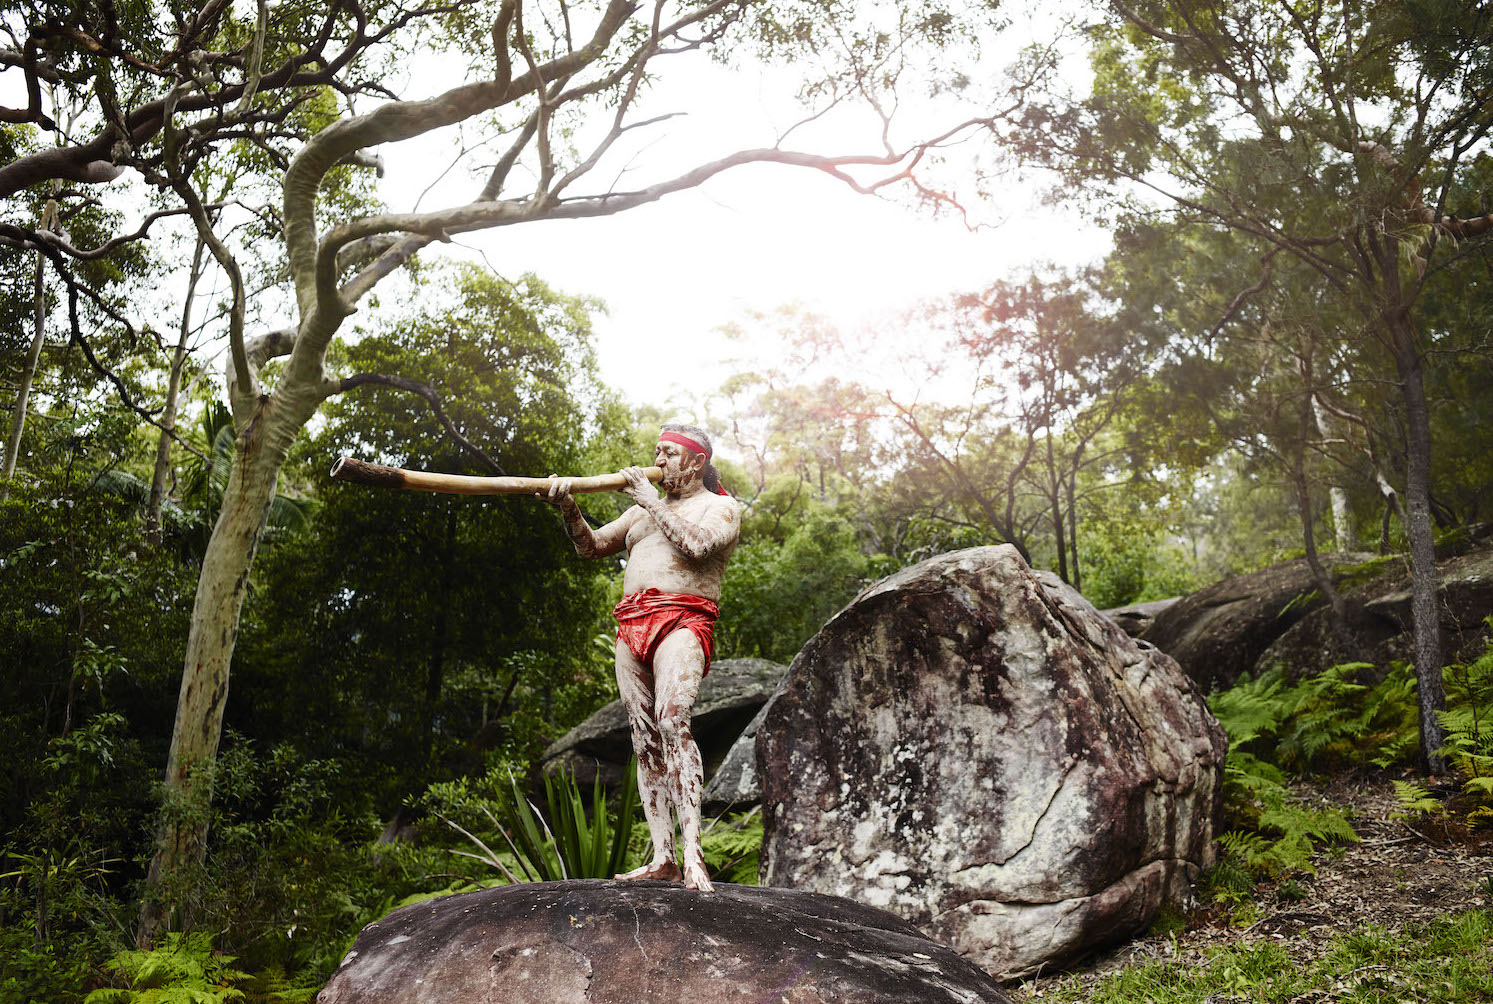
(317, 880), (1015, 1004)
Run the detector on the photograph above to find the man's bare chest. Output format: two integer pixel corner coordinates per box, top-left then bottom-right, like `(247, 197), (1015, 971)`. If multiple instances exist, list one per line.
(625, 499), (713, 553)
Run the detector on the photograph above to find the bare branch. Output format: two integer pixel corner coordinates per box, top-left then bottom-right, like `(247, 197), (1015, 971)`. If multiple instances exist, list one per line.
(232, 0), (270, 118)
(1, 204), (231, 260)
(333, 372), (506, 474)
(1205, 246), (1281, 342)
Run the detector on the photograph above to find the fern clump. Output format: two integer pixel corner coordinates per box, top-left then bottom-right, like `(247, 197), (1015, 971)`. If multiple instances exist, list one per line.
(1210, 662), (1423, 774)
(701, 809), (763, 885)
(1439, 640), (1493, 826)
(85, 933), (248, 1004)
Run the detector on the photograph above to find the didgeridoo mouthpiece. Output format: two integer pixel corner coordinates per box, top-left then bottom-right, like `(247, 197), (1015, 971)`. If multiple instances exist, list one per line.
(329, 456), (664, 496)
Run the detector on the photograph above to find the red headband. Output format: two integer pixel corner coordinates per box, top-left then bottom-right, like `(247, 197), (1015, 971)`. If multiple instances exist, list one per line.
(657, 432), (729, 496)
(659, 431), (710, 458)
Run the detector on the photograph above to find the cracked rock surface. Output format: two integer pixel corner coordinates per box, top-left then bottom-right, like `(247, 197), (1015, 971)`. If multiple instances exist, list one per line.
(758, 545), (1227, 980)
(315, 879), (1014, 1003)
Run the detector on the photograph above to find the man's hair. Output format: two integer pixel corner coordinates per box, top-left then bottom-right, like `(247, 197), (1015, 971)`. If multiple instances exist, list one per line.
(661, 422), (723, 494)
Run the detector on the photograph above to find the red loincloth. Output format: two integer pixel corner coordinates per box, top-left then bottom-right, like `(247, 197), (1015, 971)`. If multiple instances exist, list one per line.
(613, 587), (720, 676)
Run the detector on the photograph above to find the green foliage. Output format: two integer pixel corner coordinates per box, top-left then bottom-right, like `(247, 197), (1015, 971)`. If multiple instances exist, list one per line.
(426, 760), (639, 883)
(1210, 663), (1420, 772)
(1027, 909), (1493, 1003)
(1205, 664), (1383, 899)
(0, 922), (98, 1004)
(83, 934), (315, 1004)
(718, 484), (870, 662)
(137, 735), (389, 977)
(1208, 754), (1357, 895)
(1204, 641), (1493, 906)
(240, 265), (619, 784)
(85, 934), (249, 1004)
(700, 810), (763, 886)
(1391, 780), (1446, 820)
(1438, 636), (1493, 826)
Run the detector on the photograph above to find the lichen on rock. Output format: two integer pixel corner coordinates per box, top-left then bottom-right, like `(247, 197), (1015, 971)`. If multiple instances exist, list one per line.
(758, 545), (1227, 979)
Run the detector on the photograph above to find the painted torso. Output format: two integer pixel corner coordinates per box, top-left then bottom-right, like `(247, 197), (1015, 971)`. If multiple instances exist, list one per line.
(622, 491), (738, 601)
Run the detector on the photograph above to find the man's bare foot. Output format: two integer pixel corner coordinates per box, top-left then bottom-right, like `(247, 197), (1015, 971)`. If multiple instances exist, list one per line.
(614, 859), (682, 882)
(682, 858), (714, 892)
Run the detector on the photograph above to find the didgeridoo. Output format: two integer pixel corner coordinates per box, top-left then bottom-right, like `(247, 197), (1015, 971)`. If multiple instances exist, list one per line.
(329, 456), (664, 496)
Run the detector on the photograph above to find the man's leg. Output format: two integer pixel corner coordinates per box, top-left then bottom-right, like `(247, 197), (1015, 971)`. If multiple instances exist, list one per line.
(652, 629), (712, 891)
(612, 639), (681, 881)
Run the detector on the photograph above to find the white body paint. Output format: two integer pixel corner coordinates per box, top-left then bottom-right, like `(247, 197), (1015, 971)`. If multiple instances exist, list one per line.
(540, 437), (739, 890)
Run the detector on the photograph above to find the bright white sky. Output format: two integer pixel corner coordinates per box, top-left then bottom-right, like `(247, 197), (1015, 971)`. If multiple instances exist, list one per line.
(5, 6), (1110, 425)
(373, 24), (1109, 412)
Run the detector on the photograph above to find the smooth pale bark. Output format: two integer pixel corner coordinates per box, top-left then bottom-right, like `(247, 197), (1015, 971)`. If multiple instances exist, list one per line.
(1311, 396), (1356, 552)
(139, 386), (320, 940)
(1, 219), (49, 499)
(146, 237), (206, 542)
(1292, 402), (1349, 637)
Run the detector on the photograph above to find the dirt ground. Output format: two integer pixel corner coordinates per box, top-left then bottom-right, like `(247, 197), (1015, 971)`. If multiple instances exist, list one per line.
(1014, 773), (1493, 998)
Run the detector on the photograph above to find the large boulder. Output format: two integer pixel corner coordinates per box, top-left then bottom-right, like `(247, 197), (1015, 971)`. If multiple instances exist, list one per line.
(758, 545), (1226, 980)
(1140, 554), (1375, 691)
(541, 657), (787, 787)
(1257, 541), (1493, 680)
(317, 880), (1014, 1004)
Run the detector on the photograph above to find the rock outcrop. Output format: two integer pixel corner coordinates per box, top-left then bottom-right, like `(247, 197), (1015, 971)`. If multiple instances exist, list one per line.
(541, 657), (787, 787)
(758, 545), (1226, 980)
(1099, 597), (1180, 638)
(701, 697), (775, 812)
(1140, 554), (1374, 691)
(317, 880), (1014, 1003)
(1258, 542), (1493, 680)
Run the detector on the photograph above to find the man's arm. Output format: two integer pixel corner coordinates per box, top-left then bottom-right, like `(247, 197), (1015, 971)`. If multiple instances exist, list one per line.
(539, 476), (639, 559)
(619, 467), (738, 560)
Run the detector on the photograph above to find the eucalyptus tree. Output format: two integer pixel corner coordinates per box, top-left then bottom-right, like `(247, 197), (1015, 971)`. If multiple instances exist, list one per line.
(1012, 0), (1493, 771)
(0, 0), (1015, 934)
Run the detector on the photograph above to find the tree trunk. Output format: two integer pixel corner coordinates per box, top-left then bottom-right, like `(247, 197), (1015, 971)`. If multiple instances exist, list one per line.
(1065, 445), (1084, 594)
(1310, 396), (1356, 552)
(1290, 382), (1350, 639)
(1, 238), (47, 499)
(1387, 310), (1447, 775)
(146, 237), (206, 542)
(1292, 441), (1349, 639)
(1044, 431), (1069, 583)
(138, 392), (306, 942)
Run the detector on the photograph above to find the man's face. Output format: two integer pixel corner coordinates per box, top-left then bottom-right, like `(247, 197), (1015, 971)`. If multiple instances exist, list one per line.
(656, 439), (702, 491)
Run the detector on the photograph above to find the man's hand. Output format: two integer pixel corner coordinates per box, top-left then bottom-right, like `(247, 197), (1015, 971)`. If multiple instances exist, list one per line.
(618, 465), (657, 506)
(535, 473), (575, 507)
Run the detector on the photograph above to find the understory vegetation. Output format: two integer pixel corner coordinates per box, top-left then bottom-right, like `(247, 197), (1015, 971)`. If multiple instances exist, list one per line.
(1207, 643), (1493, 903)
(1032, 909), (1493, 1003)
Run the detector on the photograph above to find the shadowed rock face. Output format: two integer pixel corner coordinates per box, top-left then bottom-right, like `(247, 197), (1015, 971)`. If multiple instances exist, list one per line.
(1140, 555), (1375, 691)
(702, 698), (775, 812)
(541, 657), (787, 787)
(316, 880), (1014, 1004)
(1099, 597), (1180, 638)
(1257, 543), (1493, 680)
(758, 546), (1227, 980)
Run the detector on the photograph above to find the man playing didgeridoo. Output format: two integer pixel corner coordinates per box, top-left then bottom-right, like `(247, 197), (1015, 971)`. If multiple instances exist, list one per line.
(537, 423), (738, 891)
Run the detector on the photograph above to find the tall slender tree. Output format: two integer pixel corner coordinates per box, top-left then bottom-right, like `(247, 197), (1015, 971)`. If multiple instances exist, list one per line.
(1012, 0), (1493, 770)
